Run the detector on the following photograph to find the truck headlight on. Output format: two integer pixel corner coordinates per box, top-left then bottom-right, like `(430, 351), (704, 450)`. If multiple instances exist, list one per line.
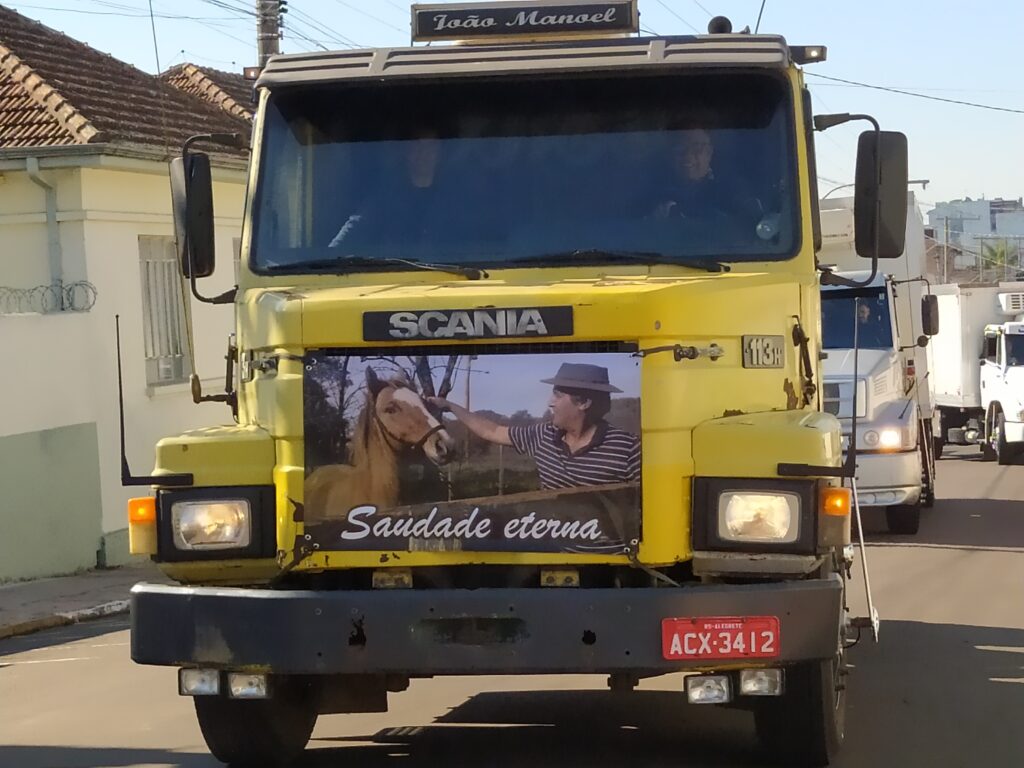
(878, 428), (901, 449)
(718, 491), (800, 543)
(171, 499), (251, 550)
(875, 423), (916, 451)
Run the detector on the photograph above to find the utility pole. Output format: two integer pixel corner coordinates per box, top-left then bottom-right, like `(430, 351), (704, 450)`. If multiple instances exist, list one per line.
(934, 212), (982, 284)
(464, 356), (472, 459)
(257, 0), (282, 68)
(943, 216), (949, 284)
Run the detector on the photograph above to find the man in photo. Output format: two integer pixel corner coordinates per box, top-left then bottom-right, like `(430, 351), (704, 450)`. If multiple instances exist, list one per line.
(429, 362), (640, 490)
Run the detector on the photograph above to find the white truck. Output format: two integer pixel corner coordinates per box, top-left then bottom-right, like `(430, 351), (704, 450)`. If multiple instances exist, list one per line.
(818, 194), (938, 534)
(930, 282), (1024, 464)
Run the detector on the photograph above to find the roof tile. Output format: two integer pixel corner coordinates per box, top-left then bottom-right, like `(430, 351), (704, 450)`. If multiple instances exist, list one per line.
(0, 4), (249, 153)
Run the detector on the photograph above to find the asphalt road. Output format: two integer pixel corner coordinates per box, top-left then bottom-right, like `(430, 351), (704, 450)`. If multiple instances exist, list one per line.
(2, 446), (1021, 768)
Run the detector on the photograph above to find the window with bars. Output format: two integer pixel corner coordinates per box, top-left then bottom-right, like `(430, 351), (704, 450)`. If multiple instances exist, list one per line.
(138, 235), (191, 386)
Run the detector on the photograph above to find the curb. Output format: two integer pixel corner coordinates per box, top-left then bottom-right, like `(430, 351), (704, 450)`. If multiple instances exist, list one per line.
(0, 600), (130, 641)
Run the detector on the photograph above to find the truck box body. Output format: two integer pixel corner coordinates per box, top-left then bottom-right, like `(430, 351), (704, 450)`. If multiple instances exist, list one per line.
(929, 283), (1024, 409)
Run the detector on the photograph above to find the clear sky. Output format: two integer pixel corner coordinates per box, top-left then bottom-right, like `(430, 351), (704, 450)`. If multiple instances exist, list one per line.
(6, 0), (1023, 211)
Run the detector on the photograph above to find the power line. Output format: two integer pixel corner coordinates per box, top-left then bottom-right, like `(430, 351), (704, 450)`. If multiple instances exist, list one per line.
(146, 0), (162, 71)
(805, 72), (1024, 115)
(9, 1), (241, 19)
(287, 6), (362, 48)
(653, 0), (699, 33)
(196, 0), (254, 14)
(331, 0), (407, 34)
(176, 48), (239, 66)
(691, 0), (713, 17)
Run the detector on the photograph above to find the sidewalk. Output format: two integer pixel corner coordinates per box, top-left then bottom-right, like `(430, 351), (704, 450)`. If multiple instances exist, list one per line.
(0, 562), (170, 641)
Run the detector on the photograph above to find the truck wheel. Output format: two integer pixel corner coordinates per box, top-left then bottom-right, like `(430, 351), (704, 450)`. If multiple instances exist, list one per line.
(994, 413), (1018, 466)
(194, 681), (318, 767)
(885, 504), (921, 535)
(754, 655), (845, 767)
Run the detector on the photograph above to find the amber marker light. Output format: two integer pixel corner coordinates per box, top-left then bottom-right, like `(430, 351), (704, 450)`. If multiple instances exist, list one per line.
(821, 487), (851, 517)
(128, 497), (157, 524)
(128, 497), (158, 555)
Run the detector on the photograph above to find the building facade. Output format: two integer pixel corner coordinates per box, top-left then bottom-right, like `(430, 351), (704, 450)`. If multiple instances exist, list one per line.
(927, 197), (1024, 283)
(0, 5), (253, 580)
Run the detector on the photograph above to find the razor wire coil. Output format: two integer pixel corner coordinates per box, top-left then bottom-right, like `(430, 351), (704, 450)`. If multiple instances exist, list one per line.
(0, 281), (98, 314)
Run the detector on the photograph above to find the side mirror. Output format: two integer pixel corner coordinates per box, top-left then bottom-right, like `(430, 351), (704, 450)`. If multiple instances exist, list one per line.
(921, 294), (939, 336)
(916, 335), (929, 348)
(854, 130), (908, 259)
(170, 153), (215, 279)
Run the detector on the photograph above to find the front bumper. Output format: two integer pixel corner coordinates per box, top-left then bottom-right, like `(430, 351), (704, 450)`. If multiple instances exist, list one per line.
(1003, 419), (1024, 444)
(847, 449), (921, 507)
(131, 578), (842, 675)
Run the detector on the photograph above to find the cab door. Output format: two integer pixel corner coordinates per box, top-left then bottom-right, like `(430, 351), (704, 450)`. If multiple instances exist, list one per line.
(980, 330), (1002, 411)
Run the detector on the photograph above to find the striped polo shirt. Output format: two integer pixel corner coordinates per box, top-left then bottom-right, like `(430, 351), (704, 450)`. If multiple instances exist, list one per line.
(508, 421), (641, 490)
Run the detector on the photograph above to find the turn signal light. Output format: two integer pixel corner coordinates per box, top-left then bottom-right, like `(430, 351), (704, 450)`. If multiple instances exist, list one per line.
(128, 497), (157, 555)
(128, 497), (156, 524)
(821, 487), (851, 517)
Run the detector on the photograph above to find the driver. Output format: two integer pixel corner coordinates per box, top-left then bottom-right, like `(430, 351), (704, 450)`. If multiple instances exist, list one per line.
(647, 128), (762, 229)
(330, 130), (445, 249)
(855, 302), (890, 347)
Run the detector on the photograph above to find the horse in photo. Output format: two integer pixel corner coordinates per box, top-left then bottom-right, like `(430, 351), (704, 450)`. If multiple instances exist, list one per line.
(305, 367), (454, 523)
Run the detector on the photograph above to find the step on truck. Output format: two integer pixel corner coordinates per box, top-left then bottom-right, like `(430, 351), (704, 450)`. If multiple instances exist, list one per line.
(818, 195), (940, 534)
(124, 3), (910, 765)
(930, 281), (1024, 464)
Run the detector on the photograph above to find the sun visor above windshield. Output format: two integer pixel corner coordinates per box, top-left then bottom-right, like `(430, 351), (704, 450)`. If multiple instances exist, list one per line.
(255, 35), (791, 90)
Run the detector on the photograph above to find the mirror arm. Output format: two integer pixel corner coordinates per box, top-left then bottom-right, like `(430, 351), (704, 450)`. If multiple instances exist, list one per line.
(815, 114), (882, 289)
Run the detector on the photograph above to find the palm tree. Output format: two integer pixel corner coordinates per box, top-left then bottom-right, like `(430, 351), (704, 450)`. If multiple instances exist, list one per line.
(980, 239), (1018, 280)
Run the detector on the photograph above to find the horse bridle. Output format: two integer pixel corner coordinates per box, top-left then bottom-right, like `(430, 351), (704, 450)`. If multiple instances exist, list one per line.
(371, 399), (447, 453)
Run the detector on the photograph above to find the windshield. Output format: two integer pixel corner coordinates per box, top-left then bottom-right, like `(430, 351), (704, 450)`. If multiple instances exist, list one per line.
(822, 287), (894, 350)
(1006, 335), (1024, 366)
(251, 72), (798, 273)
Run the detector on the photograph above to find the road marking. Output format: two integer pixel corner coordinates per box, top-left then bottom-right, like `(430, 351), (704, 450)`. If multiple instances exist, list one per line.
(0, 656), (97, 665)
(976, 645), (1024, 654)
(867, 542), (1024, 553)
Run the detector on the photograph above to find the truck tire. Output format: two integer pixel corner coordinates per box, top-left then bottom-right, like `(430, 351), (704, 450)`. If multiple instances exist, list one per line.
(994, 413), (1018, 466)
(885, 504), (921, 535)
(754, 655), (845, 767)
(194, 680), (318, 767)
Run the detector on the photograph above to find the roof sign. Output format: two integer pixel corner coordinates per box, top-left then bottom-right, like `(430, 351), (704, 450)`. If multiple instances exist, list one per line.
(411, 1), (638, 43)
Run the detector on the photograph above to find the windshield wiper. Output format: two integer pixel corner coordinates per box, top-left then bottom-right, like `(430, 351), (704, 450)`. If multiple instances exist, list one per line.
(511, 249), (730, 273)
(264, 256), (488, 280)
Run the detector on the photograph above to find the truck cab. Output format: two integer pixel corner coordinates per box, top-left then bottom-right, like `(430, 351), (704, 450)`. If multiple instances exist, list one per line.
(980, 301), (1024, 463)
(818, 196), (937, 534)
(124, 4), (909, 766)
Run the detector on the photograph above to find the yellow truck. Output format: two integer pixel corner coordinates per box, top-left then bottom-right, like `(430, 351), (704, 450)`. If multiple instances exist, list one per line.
(126, 3), (909, 765)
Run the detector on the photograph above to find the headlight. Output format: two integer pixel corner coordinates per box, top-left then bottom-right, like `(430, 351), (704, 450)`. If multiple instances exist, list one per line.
(878, 428), (901, 449)
(171, 499), (251, 550)
(875, 423), (916, 451)
(718, 492), (800, 543)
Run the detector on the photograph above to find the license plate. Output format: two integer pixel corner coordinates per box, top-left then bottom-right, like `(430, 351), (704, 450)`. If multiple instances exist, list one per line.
(661, 616), (780, 660)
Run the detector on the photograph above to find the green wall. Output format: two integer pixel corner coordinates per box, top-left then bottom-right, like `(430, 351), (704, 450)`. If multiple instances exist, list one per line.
(0, 423), (103, 582)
